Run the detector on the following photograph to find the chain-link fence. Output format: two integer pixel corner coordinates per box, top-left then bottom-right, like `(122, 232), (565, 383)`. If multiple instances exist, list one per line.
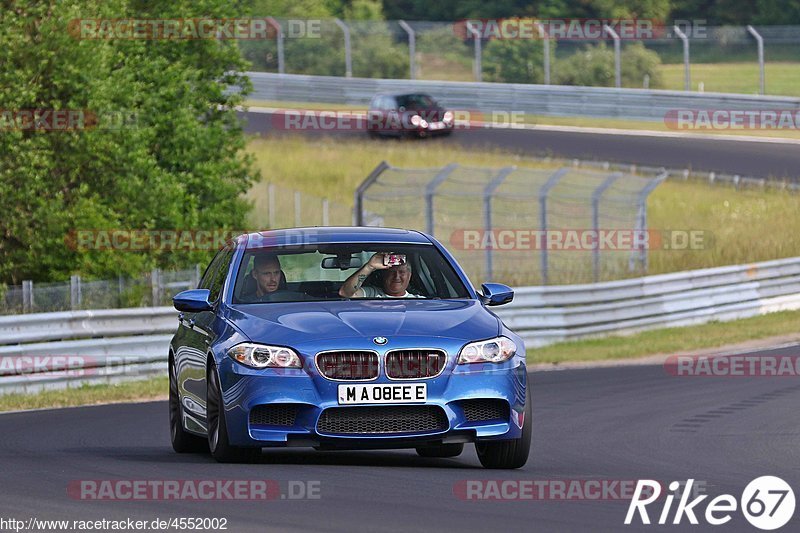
(356, 161), (667, 286)
(0, 267), (201, 315)
(243, 20), (800, 96)
(248, 182), (353, 229)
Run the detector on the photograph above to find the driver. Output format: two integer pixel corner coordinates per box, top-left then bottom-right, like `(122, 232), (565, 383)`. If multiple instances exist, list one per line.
(339, 253), (423, 299)
(251, 254), (283, 297)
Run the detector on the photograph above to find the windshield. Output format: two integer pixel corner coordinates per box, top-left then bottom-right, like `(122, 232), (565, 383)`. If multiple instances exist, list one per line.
(396, 94), (436, 108)
(232, 243), (470, 303)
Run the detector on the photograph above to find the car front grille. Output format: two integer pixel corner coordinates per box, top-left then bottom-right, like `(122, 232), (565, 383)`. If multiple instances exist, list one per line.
(317, 405), (448, 435)
(461, 399), (510, 422)
(316, 351), (379, 380)
(249, 404), (299, 427)
(385, 349), (447, 379)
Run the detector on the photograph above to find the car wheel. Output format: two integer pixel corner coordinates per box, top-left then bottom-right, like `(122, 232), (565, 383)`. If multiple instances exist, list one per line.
(169, 357), (207, 453)
(475, 387), (531, 469)
(207, 363), (261, 463)
(415, 443), (464, 458)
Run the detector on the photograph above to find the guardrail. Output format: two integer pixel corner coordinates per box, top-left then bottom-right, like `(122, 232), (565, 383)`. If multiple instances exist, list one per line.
(247, 72), (800, 122)
(495, 255), (800, 347)
(1, 255), (799, 394)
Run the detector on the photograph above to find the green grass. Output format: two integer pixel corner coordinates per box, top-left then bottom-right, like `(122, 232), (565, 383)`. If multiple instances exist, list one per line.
(245, 135), (800, 279)
(659, 62), (800, 97)
(0, 377), (167, 413)
(528, 309), (800, 364)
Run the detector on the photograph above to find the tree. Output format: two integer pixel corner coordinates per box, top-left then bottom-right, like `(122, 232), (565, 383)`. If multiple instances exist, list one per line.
(0, 0), (257, 283)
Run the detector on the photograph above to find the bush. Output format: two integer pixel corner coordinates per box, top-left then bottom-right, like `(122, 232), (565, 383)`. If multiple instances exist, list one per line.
(483, 39), (549, 84)
(554, 42), (662, 88)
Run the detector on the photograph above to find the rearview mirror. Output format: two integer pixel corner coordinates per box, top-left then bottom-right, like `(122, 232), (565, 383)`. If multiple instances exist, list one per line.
(479, 283), (514, 307)
(322, 255), (363, 270)
(173, 289), (213, 312)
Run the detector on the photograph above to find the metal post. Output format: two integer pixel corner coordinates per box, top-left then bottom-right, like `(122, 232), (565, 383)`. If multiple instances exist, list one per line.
(465, 22), (482, 82)
(268, 183), (276, 228)
(632, 170), (668, 273)
(746, 25), (765, 95)
(294, 190), (302, 227)
(266, 17), (285, 74)
(483, 167), (516, 281)
(538, 168), (569, 285)
(355, 161), (389, 226)
(603, 24), (621, 88)
(398, 20), (416, 80)
(322, 198), (330, 226)
(425, 164), (459, 236)
(151, 269), (160, 307)
(673, 25), (690, 91)
(535, 22), (550, 84)
(334, 18), (352, 78)
(193, 264), (202, 288)
(591, 173), (622, 282)
(22, 280), (33, 313)
(70, 274), (81, 310)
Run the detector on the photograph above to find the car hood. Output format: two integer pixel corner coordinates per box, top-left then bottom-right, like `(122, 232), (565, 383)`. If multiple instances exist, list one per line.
(227, 299), (499, 345)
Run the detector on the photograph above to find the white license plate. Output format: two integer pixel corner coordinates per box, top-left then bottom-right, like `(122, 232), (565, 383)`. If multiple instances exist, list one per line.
(338, 383), (427, 405)
(430, 121), (445, 130)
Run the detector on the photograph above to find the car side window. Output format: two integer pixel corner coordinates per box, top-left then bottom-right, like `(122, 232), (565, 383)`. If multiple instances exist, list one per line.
(384, 96), (395, 110)
(207, 245), (235, 303)
(199, 249), (225, 290)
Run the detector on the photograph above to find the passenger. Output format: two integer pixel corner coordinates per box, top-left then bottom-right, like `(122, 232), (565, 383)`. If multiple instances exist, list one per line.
(339, 253), (423, 298)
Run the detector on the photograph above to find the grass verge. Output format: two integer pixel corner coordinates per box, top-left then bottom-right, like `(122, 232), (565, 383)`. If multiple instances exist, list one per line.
(527, 310), (800, 365)
(245, 135), (800, 277)
(0, 376), (167, 413)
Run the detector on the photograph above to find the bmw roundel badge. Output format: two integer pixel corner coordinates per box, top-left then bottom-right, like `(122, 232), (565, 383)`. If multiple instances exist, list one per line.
(373, 336), (388, 345)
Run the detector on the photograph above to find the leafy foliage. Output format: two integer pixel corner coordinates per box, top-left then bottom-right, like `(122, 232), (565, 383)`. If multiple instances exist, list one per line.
(0, 0), (257, 284)
(554, 42), (663, 88)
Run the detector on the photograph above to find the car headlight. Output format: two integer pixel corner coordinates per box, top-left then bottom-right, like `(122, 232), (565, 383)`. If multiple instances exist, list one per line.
(443, 111), (454, 123)
(457, 336), (517, 364)
(227, 343), (302, 369)
(410, 114), (429, 128)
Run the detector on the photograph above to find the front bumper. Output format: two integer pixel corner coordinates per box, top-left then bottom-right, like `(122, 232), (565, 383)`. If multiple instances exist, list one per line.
(217, 353), (527, 449)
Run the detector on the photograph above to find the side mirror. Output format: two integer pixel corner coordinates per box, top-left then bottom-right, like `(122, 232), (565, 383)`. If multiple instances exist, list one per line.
(479, 283), (514, 307)
(173, 289), (213, 312)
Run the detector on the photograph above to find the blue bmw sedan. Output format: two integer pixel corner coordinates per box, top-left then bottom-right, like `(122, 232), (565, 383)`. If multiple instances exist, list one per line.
(169, 227), (530, 468)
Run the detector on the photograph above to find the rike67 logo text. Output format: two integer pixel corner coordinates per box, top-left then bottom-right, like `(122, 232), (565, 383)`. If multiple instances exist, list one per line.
(625, 477), (795, 530)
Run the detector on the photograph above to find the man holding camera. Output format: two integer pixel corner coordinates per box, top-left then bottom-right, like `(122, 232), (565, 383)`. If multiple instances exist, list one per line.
(339, 252), (423, 299)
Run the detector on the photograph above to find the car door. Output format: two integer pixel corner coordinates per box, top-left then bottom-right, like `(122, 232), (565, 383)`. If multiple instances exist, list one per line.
(176, 245), (233, 426)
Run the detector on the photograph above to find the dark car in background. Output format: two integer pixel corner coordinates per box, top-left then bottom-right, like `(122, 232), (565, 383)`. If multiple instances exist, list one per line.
(367, 93), (454, 138)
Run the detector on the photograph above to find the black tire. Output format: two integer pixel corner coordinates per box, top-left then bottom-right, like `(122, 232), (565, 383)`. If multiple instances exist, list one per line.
(207, 364), (261, 463)
(415, 443), (464, 458)
(169, 356), (208, 453)
(475, 388), (532, 469)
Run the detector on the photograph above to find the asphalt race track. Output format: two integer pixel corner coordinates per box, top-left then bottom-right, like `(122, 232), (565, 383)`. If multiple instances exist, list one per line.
(242, 110), (800, 180)
(3, 344), (799, 532)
